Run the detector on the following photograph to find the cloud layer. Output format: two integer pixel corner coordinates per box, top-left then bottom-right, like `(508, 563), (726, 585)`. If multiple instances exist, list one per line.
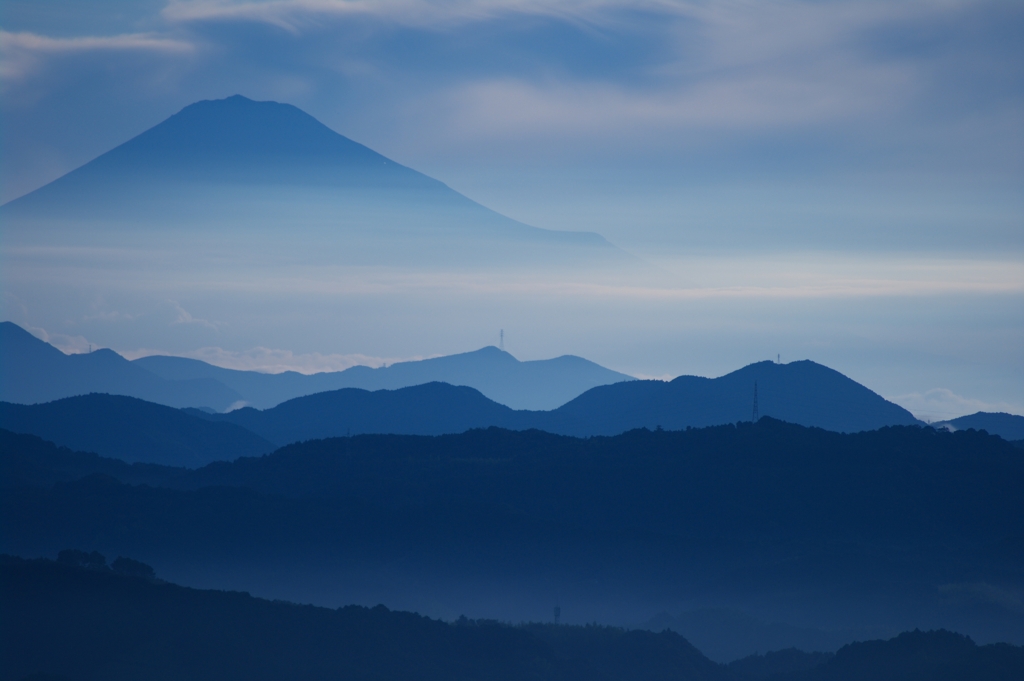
(3, 0), (1021, 201)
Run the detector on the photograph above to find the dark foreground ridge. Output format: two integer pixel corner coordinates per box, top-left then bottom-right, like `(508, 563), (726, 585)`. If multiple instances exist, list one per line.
(0, 554), (725, 681)
(2, 555), (1021, 681)
(0, 394), (274, 467)
(3, 420), (1022, 653)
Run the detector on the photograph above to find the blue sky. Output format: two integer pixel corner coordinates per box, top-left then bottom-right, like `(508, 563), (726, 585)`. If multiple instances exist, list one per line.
(2, 0), (1023, 418)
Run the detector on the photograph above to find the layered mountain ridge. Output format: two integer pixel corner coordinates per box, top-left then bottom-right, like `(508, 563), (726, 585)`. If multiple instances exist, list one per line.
(0, 321), (632, 411)
(0, 318), (928, 467)
(4, 423), (1023, 660)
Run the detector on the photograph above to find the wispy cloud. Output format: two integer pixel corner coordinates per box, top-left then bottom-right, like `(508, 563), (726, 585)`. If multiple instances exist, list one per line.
(888, 387), (1024, 421)
(160, 0), (639, 32)
(170, 302), (219, 331)
(160, 0), (932, 136)
(435, 64), (912, 144)
(0, 31), (193, 54)
(22, 324), (94, 355)
(129, 255), (1021, 300)
(5, 0), (1018, 190)
(0, 29), (194, 81)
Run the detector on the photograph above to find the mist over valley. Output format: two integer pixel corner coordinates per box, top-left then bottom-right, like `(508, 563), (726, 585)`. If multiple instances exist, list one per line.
(2, 4), (1022, 676)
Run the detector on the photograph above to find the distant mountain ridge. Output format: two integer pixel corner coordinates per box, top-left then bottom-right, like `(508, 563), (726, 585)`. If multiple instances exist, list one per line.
(1, 320), (926, 467)
(0, 321), (632, 411)
(0, 353), (921, 467)
(934, 412), (1024, 442)
(1, 318), (923, 464)
(133, 346), (634, 411)
(196, 359), (921, 445)
(544, 359), (921, 435)
(0, 322), (241, 410)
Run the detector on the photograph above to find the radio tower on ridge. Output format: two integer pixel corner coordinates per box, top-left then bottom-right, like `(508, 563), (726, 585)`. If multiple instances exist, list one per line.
(499, 329), (504, 351)
(752, 381), (759, 422)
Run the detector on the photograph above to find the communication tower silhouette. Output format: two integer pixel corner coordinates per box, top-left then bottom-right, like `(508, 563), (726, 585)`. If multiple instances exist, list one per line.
(752, 381), (759, 422)
(499, 329), (504, 351)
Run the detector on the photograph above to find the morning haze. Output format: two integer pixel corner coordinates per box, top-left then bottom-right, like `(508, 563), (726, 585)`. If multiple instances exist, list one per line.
(2, 0), (1022, 420)
(1, 2), (1023, 679)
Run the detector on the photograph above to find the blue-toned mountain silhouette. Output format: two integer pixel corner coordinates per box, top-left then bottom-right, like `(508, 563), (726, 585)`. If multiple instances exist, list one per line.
(5, 424), (1024, 660)
(0, 395), (273, 467)
(134, 346), (632, 411)
(543, 359), (922, 435)
(198, 360), (920, 445)
(934, 412), (1024, 442)
(1, 95), (622, 267)
(1, 321), (922, 460)
(6, 554), (1022, 680)
(0, 322), (240, 410)
(0, 321), (631, 411)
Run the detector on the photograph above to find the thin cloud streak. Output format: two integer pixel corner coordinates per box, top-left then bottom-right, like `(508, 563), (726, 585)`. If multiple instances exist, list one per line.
(61, 272), (1021, 301)
(161, 0), (665, 31)
(4, 249), (1020, 300)
(0, 30), (194, 83)
(436, 63), (913, 142)
(3, 0), (1018, 195)
(0, 31), (193, 53)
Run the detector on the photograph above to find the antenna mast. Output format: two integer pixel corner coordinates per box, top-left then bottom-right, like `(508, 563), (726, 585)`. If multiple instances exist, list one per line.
(752, 381), (759, 422)
(499, 329), (504, 351)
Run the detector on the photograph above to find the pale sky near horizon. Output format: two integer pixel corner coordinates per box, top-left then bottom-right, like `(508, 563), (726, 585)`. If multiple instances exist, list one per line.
(1, 0), (1022, 419)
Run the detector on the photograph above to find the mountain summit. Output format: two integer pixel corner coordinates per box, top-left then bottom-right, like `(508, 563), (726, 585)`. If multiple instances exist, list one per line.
(8, 95), (440, 191)
(2, 95), (620, 266)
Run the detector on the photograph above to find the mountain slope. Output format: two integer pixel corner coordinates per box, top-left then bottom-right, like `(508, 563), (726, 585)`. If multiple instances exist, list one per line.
(204, 382), (525, 445)
(1, 321), (630, 411)
(4, 556), (1020, 680)
(134, 346), (634, 411)
(0, 555), (733, 681)
(3, 423), (1023, 654)
(0, 395), (273, 467)
(1, 95), (621, 267)
(0, 322), (241, 410)
(799, 629), (1024, 681)
(2, 323), (921, 452)
(199, 359), (919, 445)
(934, 412), (1024, 442)
(539, 360), (921, 435)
